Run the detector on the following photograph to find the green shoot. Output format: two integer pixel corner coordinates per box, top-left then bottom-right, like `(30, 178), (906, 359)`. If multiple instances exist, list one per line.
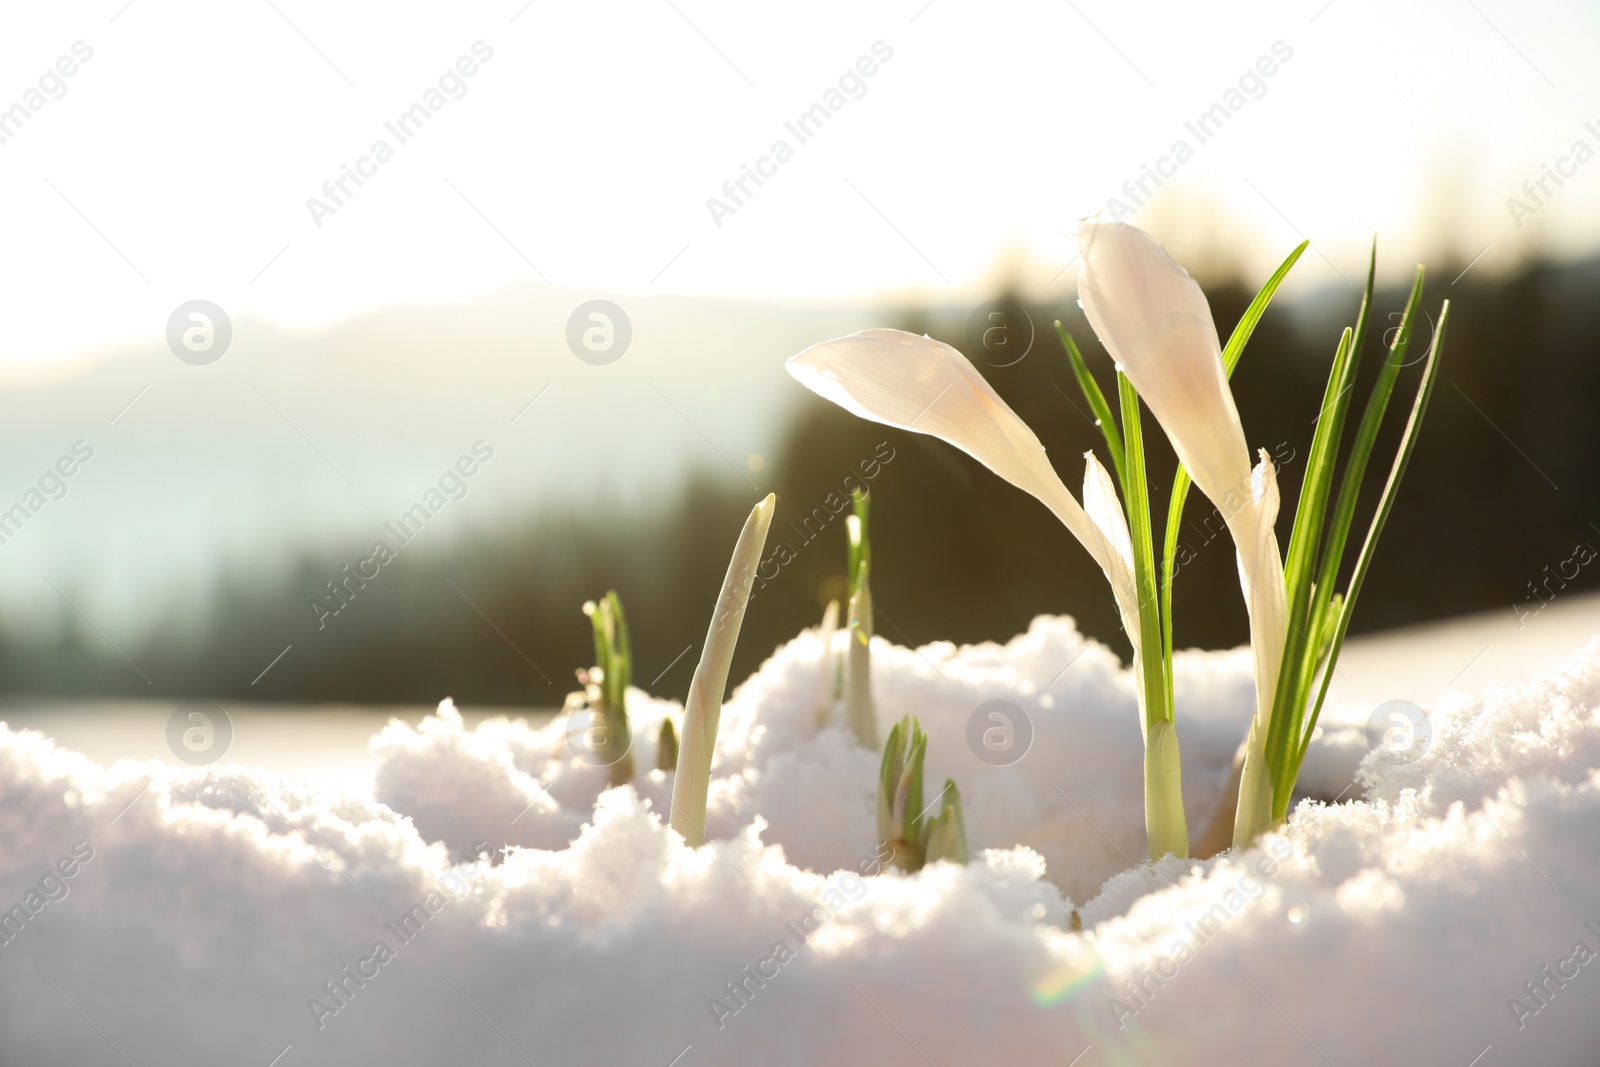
(877, 715), (966, 871)
(845, 490), (878, 750)
(581, 590), (634, 786)
(1292, 301), (1451, 789)
(657, 717), (679, 773)
(670, 494), (777, 846)
(848, 487), (871, 589)
(1058, 324), (1126, 486)
(1230, 250), (1449, 842)
(923, 779), (968, 866)
(815, 598), (841, 728)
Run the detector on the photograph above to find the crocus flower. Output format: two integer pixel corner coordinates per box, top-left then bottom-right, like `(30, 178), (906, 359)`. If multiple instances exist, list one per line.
(786, 328), (1142, 656)
(1078, 220), (1288, 844)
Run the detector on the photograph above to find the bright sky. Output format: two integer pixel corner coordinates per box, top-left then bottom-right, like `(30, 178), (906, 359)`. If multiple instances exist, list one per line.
(0, 0), (1596, 364)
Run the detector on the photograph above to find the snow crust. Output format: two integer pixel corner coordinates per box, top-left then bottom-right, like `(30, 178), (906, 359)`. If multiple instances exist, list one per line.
(1, 617), (1596, 1065)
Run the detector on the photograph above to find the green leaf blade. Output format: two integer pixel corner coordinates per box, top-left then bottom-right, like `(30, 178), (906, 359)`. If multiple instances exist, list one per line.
(1297, 298), (1450, 775)
(1056, 322), (1126, 487)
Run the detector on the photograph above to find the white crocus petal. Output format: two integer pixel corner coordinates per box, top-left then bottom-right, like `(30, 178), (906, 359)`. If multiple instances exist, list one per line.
(1240, 450), (1288, 732)
(786, 328), (1110, 573)
(1081, 451), (1145, 727)
(1077, 221), (1253, 516)
(1228, 450), (1288, 846)
(1079, 222), (1291, 809)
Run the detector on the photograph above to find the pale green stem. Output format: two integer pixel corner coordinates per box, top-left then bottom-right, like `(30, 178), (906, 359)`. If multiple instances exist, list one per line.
(845, 561), (878, 750)
(1144, 719), (1188, 861)
(670, 494), (776, 846)
(1232, 718), (1274, 849)
(814, 599), (840, 728)
(1119, 374), (1186, 859)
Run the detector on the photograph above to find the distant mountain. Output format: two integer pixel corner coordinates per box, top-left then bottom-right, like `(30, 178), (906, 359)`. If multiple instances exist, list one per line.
(2, 253), (1595, 706)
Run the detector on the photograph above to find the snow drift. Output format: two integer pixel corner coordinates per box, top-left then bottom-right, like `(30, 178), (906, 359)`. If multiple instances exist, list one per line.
(0, 616), (1596, 1065)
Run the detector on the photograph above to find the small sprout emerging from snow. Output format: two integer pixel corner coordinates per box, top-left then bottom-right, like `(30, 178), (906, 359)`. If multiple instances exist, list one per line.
(579, 591), (634, 786)
(845, 490), (878, 750)
(814, 599), (840, 729)
(877, 715), (925, 870)
(846, 564), (876, 750)
(656, 717), (678, 773)
(847, 487), (870, 590)
(877, 715), (966, 871)
(922, 778), (967, 867)
(670, 493), (776, 847)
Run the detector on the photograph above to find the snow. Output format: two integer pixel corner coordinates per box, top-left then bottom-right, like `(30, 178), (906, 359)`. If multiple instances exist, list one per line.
(1, 616), (1597, 1065)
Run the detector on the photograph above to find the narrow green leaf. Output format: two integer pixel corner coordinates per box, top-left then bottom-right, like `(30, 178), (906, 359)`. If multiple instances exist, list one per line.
(846, 559), (877, 750)
(1222, 242), (1312, 376)
(899, 724), (927, 843)
(1296, 299), (1450, 777)
(923, 780), (968, 866)
(1056, 322), (1125, 486)
(1275, 265), (1423, 812)
(1314, 592), (1343, 675)
(1263, 324), (1357, 804)
(847, 489), (870, 589)
(1120, 371), (1187, 858)
(608, 590), (631, 715)
(876, 716), (905, 844)
(1117, 372), (1168, 732)
(1262, 244), (1375, 810)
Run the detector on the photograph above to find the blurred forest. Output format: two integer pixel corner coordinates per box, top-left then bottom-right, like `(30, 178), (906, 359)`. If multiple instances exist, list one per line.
(4, 252), (1596, 708)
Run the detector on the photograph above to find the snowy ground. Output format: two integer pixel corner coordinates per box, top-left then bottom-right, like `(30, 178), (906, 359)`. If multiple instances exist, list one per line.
(1, 602), (1598, 1065)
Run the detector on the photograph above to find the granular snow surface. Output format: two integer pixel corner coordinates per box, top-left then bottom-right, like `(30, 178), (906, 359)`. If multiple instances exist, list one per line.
(1, 615), (1596, 1065)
